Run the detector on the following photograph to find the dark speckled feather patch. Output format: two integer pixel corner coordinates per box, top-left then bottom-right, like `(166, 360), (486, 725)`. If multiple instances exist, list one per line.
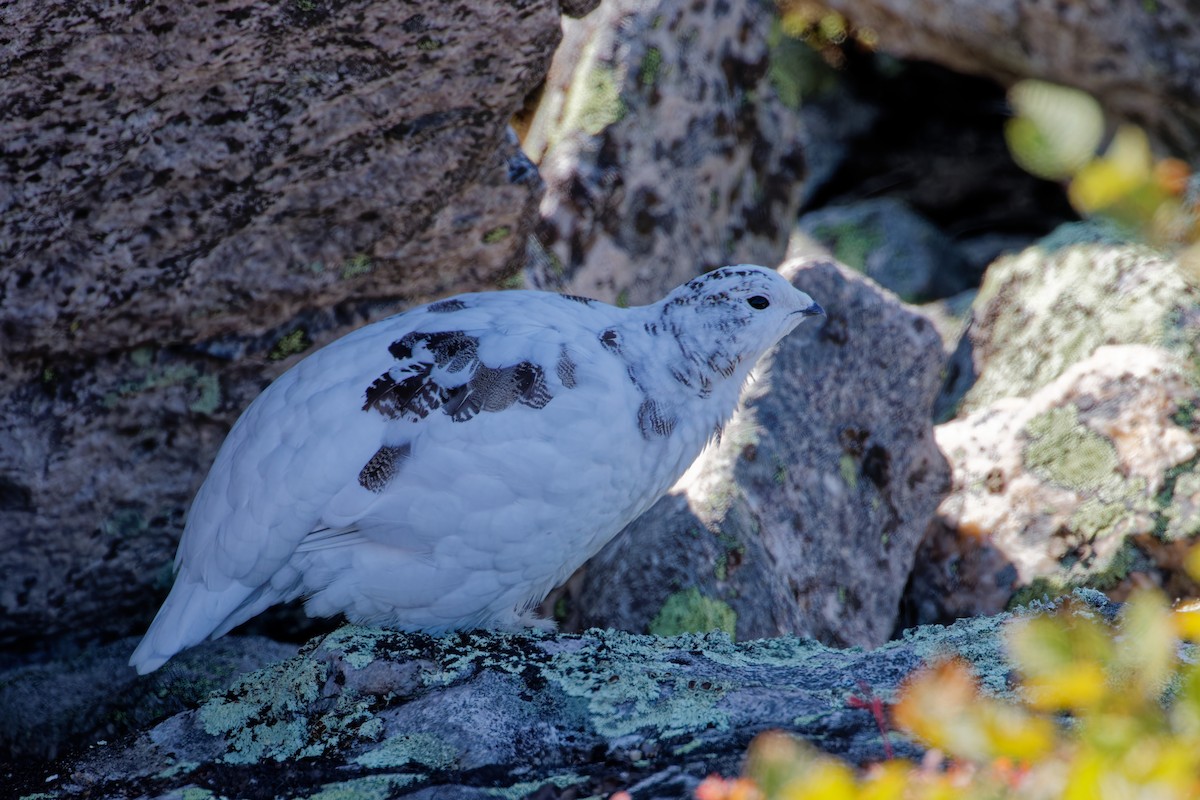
(358, 443), (412, 492)
(364, 331), (561, 424)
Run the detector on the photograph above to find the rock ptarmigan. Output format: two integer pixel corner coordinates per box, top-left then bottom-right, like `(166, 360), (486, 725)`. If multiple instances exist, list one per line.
(130, 265), (823, 673)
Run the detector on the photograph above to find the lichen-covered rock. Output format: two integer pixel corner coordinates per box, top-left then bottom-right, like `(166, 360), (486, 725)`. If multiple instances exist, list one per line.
(527, 0), (806, 305)
(0, 0), (562, 650)
(819, 0), (1200, 157)
(559, 258), (949, 648)
(19, 595), (1096, 800)
(908, 345), (1200, 626)
(794, 198), (975, 302)
(952, 222), (1200, 416)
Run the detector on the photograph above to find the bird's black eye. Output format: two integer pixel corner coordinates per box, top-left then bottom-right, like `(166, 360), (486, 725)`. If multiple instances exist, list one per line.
(747, 295), (770, 310)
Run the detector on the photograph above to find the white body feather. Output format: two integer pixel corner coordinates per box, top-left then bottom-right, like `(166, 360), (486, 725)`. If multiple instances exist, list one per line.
(130, 265), (821, 673)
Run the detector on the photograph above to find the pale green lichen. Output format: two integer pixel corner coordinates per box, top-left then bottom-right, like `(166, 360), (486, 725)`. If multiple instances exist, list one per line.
(104, 361), (221, 413)
(482, 226), (511, 244)
(649, 587), (737, 639)
(198, 656), (381, 764)
(639, 47), (662, 88)
(101, 507), (148, 538)
(484, 773), (582, 799)
(340, 254), (373, 279)
(839, 454), (858, 490)
(1071, 498), (1132, 540)
(1154, 454), (1200, 540)
(155, 760), (200, 780)
(269, 328), (312, 361)
(354, 732), (458, 770)
(189, 373), (222, 414)
(1023, 406), (1121, 491)
(131, 346), (154, 368)
(569, 65), (626, 136)
(810, 219), (882, 275)
(179, 789), (216, 800)
(306, 775), (419, 800)
(1022, 405), (1153, 547)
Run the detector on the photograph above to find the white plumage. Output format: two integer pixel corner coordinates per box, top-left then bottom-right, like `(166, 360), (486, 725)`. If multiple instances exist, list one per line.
(130, 265), (822, 673)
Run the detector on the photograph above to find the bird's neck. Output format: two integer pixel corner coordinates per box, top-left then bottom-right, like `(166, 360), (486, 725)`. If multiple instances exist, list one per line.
(614, 310), (756, 448)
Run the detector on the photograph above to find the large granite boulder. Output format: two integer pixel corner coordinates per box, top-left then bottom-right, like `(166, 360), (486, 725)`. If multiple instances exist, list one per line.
(528, 0), (806, 304)
(909, 344), (1200, 626)
(819, 0), (1200, 157)
(944, 222), (1200, 418)
(908, 225), (1200, 626)
(557, 258), (950, 648)
(0, 0), (564, 651)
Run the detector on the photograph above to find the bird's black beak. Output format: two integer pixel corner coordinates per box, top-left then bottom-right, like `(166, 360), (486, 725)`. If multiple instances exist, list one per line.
(798, 301), (825, 318)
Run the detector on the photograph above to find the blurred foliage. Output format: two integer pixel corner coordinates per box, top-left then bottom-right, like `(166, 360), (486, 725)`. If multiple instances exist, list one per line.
(693, 577), (1200, 798)
(1004, 79), (1199, 276)
(774, 3), (876, 70)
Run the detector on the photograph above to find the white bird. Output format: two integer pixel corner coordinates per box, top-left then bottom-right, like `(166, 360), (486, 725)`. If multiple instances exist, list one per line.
(130, 265), (823, 673)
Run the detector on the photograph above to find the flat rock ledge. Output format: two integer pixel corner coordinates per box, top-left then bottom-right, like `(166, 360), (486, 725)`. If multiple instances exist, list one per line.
(23, 593), (1116, 800)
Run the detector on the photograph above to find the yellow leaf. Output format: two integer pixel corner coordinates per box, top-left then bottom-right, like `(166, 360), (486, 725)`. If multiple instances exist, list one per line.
(858, 762), (911, 800)
(1008, 611), (1112, 683)
(1069, 125), (1154, 213)
(1022, 661), (1107, 711)
(1174, 608), (1200, 641)
(1005, 80), (1104, 180)
(1185, 545), (1200, 583)
(980, 707), (1057, 762)
(780, 761), (857, 800)
(1116, 589), (1176, 697)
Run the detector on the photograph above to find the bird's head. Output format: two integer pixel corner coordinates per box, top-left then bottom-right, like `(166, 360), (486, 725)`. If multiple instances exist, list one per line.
(658, 265), (823, 380)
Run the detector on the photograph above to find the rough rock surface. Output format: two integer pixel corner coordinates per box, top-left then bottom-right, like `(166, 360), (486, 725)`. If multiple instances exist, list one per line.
(950, 222), (1200, 417)
(819, 0), (1200, 157)
(528, 0), (806, 305)
(18, 594), (1109, 800)
(1, 0), (558, 357)
(558, 258), (949, 649)
(0, 636), (297, 762)
(794, 198), (975, 302)
(908, 345), (1200, 627)
(0, 0), (561, 650)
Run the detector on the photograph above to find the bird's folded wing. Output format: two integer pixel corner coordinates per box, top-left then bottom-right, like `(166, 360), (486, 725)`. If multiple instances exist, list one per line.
(178, 297), (585, 591)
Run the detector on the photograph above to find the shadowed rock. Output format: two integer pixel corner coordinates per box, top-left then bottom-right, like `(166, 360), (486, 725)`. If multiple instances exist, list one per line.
(560, 258), (950, 648)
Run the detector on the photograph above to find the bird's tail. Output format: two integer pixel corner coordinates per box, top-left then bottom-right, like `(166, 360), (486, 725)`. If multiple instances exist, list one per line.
(128, 573), (259, 674)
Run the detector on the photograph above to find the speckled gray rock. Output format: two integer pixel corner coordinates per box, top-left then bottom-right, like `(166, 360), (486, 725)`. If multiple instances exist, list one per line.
(0, 0), (562, 649)
(949, 222), (1200, 417)
(907, 345), (1200, 627)
(18, 595), (1096, 800)
(0, 0), (558, 357)
(527, 0), (806, 304)
(794, 198), (975, 302)
(819, 0), (1200, 157)
(561, 258), (950, 648)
